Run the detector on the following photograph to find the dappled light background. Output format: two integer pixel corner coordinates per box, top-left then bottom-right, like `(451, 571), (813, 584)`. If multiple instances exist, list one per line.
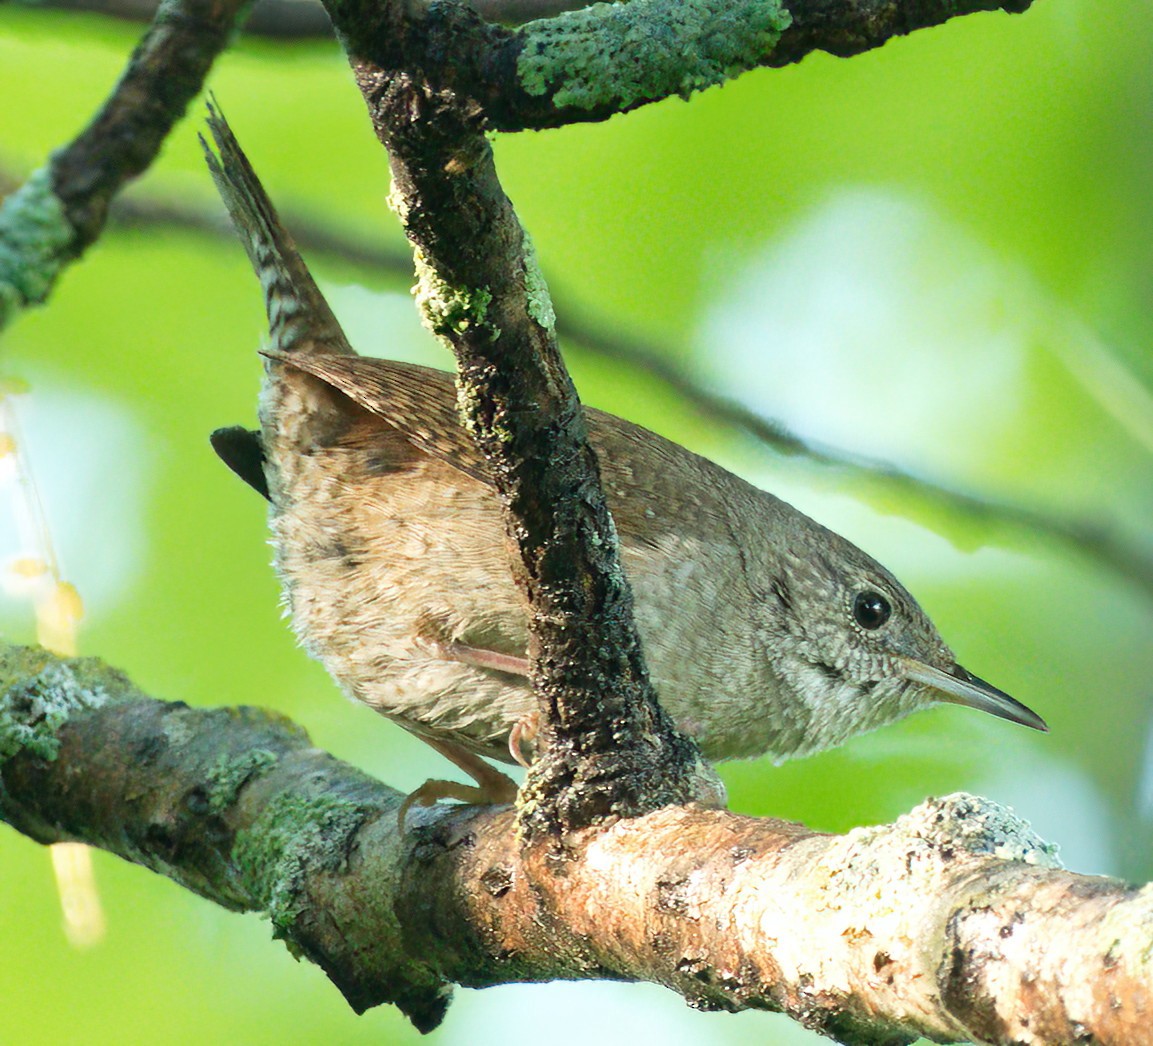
(1, 1), (1150, 1041)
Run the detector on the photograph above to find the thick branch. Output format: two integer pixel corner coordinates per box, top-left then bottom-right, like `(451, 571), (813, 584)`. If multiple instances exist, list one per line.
(2, 643), (1149, 1044)
(0, 0), (245, 329)
(0, 643), (453, 1029)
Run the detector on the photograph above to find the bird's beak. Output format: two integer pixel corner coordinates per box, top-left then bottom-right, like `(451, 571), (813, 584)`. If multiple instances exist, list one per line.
(902, 660), (1048, 732)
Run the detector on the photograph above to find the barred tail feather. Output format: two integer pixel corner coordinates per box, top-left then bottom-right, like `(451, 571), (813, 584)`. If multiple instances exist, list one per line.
(200, 100), (352, 357)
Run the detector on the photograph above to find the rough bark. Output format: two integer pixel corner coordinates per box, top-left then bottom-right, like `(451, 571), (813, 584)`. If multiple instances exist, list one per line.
(2, 643), (1149, 1045)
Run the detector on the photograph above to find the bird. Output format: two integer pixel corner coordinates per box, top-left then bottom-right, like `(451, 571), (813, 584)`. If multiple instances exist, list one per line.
(200, 105), (1046, 808)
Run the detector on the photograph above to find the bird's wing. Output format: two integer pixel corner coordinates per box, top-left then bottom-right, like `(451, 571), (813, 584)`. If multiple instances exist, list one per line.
(262, 351), (749, 557)
(261, 351), (491, 483)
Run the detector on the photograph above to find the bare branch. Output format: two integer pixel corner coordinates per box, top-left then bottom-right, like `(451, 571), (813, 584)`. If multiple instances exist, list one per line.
(2, 642), (1148, 1044)
(0, 0), (246, 330)
(14, 0), (333, 37)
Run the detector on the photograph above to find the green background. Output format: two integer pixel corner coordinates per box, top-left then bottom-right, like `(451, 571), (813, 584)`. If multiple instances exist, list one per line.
(1, 2), (1151, 1042)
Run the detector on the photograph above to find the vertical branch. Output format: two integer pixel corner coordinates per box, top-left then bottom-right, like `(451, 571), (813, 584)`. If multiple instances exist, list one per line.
(334, 54), (716, 836)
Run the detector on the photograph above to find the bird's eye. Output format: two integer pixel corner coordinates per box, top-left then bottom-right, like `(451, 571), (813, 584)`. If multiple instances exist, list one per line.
(853, 591), (891, 630)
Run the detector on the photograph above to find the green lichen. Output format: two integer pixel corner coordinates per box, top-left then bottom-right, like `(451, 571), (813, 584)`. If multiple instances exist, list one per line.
(520, 229), (556, 331)
(0, 649), (122, 766)
(412, 249), (493, 339)
(233, 789), (366, 935)
(454, 377), (485, 441)
(517, 0), (791, 110)
(0, 166), (74, 330)
(455, 376), (518, 446)
(205, 747), (280, 813)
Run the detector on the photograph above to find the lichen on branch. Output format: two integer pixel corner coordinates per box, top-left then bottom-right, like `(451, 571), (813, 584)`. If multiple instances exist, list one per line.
(0, 0), (246, 332)
(0, 169), (74, 330)
(3, 641), (1151, 1043)
(515, 0), (791, 109)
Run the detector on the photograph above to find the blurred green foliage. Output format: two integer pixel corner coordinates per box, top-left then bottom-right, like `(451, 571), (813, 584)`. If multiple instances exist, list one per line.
(1, 2), (1150, 1042)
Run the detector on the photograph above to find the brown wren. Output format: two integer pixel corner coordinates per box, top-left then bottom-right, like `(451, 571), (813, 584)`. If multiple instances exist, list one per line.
(201, 108), (1046, 807)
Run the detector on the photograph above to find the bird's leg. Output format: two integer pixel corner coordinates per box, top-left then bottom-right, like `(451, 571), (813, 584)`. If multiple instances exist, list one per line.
(445, 642), (531, 678)
(446, 643), (539, 766)
(508, 711), (540, 768)
(398, 735), (520, 828)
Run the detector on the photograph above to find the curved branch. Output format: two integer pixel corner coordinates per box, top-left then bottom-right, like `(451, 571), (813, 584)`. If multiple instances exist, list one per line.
(1, 642), (1148, 1044)
(325, 0), (1036, 132)
(0, 0), (246, 329)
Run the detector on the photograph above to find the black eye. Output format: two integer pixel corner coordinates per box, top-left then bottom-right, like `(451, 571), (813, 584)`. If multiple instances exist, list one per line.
(853, 591), (891, 630)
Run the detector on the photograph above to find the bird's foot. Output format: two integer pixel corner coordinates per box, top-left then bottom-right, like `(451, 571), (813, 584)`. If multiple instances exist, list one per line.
(398, 735), (520, 829)
(508, 711), (540, 768)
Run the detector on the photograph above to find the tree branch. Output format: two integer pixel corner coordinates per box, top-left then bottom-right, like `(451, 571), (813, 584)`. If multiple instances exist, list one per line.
(337, 61), (715, 836)
(2, 642), (1148, 1044)
(323, 0), (1035, 133)
(0, 0), (245, 330)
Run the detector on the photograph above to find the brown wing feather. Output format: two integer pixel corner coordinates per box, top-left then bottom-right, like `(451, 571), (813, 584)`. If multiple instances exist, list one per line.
(261, 351), (491, 482)
(262, 350), (746, 554)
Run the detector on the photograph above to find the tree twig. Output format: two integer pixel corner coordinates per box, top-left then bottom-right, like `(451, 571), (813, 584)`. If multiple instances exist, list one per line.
(0, 0), (247, 330)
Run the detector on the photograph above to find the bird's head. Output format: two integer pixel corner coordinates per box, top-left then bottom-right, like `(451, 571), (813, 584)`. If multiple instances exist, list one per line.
(766, 522), (1047, 739)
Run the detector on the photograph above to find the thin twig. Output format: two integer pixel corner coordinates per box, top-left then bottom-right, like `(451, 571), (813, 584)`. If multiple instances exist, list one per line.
(0, 0), (247, 328)
(74, 181), (1153, 600)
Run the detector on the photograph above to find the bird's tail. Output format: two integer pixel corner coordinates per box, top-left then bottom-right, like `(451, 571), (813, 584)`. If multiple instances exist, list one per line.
(200, 100), (352, 357)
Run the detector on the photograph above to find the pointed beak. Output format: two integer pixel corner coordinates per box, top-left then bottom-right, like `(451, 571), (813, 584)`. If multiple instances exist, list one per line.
(902, 660), (1048, 733)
